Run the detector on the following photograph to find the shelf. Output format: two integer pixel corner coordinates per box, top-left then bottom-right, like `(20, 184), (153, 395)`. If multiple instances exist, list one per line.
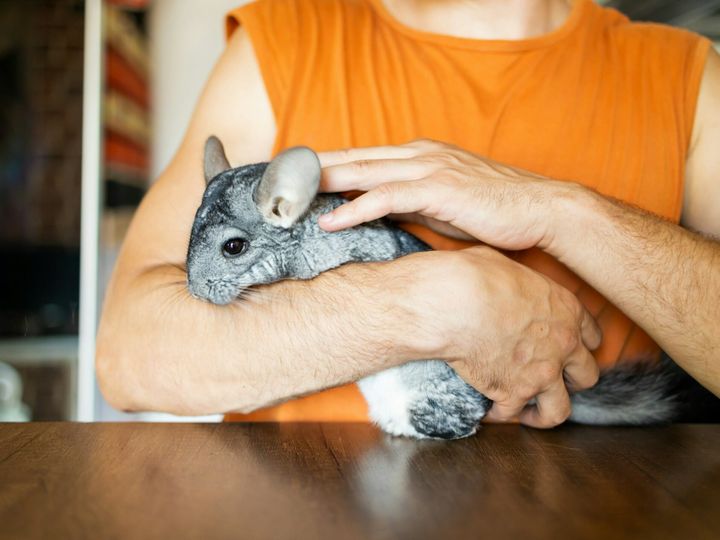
(0, 336), (78, 366)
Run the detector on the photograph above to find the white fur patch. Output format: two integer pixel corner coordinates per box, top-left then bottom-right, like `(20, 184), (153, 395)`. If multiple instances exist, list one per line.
(358, 368), (422, 438)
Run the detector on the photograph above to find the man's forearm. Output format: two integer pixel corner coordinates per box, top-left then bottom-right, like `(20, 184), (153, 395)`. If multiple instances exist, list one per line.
(548, 186), (720, 394)
(96, 256), (433, 416)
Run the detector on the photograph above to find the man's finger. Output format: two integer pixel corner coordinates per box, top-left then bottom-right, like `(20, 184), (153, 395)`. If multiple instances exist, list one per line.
(518, 379), (572, 429)
(320, 159), (427, 193)
(390, 213), (477, 241)
(317, 144), (419, 167)
(484, 397), (529, 423)
(580, 308), (602, 350)
(563, 346), (599, 392)
(318, 181), (431, 231)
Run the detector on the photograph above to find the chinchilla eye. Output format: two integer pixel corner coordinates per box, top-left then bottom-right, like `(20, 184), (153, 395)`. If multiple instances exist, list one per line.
(222, 238), (248, 257)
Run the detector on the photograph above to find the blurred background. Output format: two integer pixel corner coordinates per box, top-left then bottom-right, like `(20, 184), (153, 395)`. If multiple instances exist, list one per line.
(0, 0), (719, 422)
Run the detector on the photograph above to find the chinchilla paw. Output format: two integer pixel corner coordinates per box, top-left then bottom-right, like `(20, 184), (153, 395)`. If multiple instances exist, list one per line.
(408, 389), (490, 440)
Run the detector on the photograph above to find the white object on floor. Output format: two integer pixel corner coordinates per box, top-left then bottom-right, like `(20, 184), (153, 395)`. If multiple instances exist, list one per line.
(0, 362), (31, 422)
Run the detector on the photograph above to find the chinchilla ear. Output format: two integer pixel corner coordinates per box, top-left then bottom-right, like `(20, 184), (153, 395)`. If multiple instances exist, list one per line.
(255, 146), (321, 228)
(203, 135), (231, 184)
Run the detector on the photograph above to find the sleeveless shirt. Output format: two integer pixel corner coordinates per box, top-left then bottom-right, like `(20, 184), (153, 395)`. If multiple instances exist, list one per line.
(224, 0), (712, 422)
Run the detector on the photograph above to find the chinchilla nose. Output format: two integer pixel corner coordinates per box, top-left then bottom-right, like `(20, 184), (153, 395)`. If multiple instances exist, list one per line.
(187, 281), (199, 299)
(185, 268), (203, 299)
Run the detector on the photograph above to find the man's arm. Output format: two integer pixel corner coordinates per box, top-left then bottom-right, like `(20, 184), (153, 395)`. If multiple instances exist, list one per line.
(95, 29), (430, 414)
(548, 187), (719, 395)
(551, 49), (720, 394)
(683, 49), (720, 237)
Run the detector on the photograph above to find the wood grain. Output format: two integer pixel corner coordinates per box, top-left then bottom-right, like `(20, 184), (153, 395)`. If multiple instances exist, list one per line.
(1, 423), (719, 539)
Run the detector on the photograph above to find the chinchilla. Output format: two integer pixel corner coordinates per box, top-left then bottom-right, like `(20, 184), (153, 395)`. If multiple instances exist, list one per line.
(186, 136), (719, 439)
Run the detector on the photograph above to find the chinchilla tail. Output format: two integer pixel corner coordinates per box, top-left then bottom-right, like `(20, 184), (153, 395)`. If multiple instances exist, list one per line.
(569, 354), (720, 425)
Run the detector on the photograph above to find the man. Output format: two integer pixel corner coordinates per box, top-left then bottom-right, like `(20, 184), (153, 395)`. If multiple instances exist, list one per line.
(96, 0), (720, 427)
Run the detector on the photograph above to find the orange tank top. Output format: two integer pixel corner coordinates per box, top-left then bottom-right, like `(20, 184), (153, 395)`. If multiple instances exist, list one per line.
(224, 0), (712, 422)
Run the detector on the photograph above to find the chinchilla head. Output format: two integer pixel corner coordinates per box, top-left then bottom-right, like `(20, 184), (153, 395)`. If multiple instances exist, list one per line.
(186, 136), (322, 305)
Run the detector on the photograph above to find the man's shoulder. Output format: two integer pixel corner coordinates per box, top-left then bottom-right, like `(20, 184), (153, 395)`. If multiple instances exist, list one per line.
(583, 2), (712, 83)
(591, 3), (710, 52)
(229, 0), (370, 25)
(227, 0), (374, 57)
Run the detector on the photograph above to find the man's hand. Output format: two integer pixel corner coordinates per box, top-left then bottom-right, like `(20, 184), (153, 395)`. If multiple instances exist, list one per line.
(412, 247), (602, 428)
(317, 140), (603, 427)
(318, 139), (577, 251)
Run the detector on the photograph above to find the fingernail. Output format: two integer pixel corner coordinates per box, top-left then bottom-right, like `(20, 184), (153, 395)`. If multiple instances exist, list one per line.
(318, 213), (334, 225)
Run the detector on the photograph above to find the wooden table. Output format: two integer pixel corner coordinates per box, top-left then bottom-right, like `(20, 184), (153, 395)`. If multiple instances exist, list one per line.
(1, 423), (719, 539)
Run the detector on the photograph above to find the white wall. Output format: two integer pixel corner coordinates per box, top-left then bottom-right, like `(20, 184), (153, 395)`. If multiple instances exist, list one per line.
(148, 0), (249, 179)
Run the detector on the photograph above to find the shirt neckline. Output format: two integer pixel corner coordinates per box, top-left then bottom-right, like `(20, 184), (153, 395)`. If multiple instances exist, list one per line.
(367, 0), (590, 52)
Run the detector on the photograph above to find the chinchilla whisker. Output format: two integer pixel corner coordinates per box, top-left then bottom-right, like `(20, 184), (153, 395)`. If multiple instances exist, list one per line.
(241, 288), (286, 305)
(233, 289), (262, 305)
(157, 283), (193, 315)
(226, 296), (255, 315)
(143, 261), (188, 277)
(156, 280), (190, 290)
(165, 261), (188, 273)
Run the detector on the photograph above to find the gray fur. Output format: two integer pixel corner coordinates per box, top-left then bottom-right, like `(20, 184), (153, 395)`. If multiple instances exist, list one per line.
(402, 361), (492, 439)
(569, 359), (680, 425)
(187, 137), (689, 439)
